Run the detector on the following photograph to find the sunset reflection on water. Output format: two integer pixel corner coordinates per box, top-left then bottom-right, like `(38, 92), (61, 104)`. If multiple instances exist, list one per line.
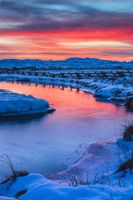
(0, 82), (132, 175)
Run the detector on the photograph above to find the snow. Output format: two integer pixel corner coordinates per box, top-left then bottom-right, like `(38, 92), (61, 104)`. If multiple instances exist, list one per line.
(0, 59), (133, 199)
(0, 90), (55, 119)
(0, 66), (133, 103)
(95, 86), (133, 101)
(0, 173), (133, 200)
(95, 86), (122, 98)
(48, 138), (133, 185)
(0, 138), (133, 199)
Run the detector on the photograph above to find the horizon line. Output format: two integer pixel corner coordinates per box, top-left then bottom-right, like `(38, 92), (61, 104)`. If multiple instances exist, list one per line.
(0, 57), (132, 63)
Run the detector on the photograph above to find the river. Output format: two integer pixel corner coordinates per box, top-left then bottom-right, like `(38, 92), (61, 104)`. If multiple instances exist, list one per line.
(0, 82), (132, 176)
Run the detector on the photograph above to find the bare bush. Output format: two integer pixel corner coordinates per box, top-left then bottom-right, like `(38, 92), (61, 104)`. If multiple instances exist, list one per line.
(123, 124), (133, 141)
(0, 154), (28, 184)
(117, 158), (133, 173)
(125, 98), (133, 111)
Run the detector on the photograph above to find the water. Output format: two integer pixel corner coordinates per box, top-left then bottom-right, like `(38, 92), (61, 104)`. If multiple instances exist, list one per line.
(0, 82), (132, 176)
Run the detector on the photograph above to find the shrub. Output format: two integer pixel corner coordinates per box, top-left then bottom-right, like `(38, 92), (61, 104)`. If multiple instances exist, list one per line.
(117, 158), (133, 173)
(15, 189), (27, 199)
(123, 124), (133, 141)
(0, 154), (29, 184)
(125, 98), (133, 111)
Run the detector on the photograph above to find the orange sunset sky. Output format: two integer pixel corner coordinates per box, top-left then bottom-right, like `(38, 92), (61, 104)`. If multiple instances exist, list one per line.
(0, 0), (133, 61)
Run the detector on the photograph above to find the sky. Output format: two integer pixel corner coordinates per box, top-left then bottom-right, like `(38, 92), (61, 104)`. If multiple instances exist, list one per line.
(0, 0), (133, 61)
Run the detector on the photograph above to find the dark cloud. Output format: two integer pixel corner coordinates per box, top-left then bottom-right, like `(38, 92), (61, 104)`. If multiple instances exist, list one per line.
(0, 0), (133, 32)
(0, 0), (132, 61)
(99, 50), (133, 56)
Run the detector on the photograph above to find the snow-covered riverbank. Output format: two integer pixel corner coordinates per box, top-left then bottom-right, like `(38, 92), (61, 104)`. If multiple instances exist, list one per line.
(0, 86), (132, 199)
(0, 70), (133, 103)
(0, 137), (133, 200)
(0, 173), (133, 200)
(49, 138), (133, 185)
(0, 66), (133, 199)
(0, 90), (55, 119)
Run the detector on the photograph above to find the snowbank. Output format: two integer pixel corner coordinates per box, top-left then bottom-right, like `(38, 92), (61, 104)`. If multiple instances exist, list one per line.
(0, 90), (55, 119)
(0, 71), (133, 102)
(49, 138), (133, 185)
(0, 59), (133, 103)
(0, 173), (133, 200)
(0, 138), (133, 199)
(95, 86), (133, 101)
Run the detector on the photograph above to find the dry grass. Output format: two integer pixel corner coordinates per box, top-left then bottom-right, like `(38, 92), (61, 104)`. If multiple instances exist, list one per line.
(123, 124), (133, 141)
(0, 154), (28, 184)
(15, 189), (27, 199)
(117, 158), (133, 173)
(125, 98), (133, 111)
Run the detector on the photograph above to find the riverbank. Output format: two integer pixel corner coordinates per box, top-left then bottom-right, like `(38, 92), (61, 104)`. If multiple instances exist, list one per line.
(0, 90), (55, 120)
(0, 136), (133, 200)
(0, 72), (132, 199)
(48, 138), (133, 185)
(0, 70), (133, 104)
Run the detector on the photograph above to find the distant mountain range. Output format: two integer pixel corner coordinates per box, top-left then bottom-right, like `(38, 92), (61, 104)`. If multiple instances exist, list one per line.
(0, 58), (132, 69)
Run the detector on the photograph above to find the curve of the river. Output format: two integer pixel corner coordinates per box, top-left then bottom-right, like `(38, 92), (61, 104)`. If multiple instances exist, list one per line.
(0, 82), (133, 176)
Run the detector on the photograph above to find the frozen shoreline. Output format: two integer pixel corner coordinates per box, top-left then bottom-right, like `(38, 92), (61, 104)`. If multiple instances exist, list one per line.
(0, 89), (132, 199)
(48, 138), (133, 185)
(0, 90), (55, 120)
(0, 71), (133, 103)
(0, 138), (133, 200)
(0, 69), (133, 199)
